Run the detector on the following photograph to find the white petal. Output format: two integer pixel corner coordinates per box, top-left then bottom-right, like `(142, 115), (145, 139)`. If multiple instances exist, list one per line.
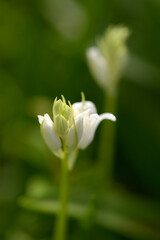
(86, 47), (108, 89)
(78, 113), (97, 149)
(78, 112), (116, 149)
(72, 100), (97, 116)
(66, 113), (83, 148)
(38, 115), (45, 124)
(99, 113), (116, 122)
(38, 114), (62, 155)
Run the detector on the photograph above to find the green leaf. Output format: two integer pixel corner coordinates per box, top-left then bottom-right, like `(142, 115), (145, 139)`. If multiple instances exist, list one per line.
(19, 196), (160, 240)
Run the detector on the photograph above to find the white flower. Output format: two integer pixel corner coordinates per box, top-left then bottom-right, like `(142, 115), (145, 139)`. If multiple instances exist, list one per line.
(86, 25), (130, 92)
(38, 94), (116, 167)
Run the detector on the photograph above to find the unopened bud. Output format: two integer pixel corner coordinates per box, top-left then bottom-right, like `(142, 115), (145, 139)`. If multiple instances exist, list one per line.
(63, 105), (73, 122)
(53, 99), (64, 118)
(54, 114), (69, 139)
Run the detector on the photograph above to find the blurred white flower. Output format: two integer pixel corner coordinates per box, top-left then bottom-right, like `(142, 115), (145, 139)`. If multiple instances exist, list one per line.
(86, 25), (130, 93)
(38, 94), (116, 167)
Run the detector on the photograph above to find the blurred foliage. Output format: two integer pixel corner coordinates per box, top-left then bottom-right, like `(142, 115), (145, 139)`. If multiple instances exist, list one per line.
(0, 0), (160, 239)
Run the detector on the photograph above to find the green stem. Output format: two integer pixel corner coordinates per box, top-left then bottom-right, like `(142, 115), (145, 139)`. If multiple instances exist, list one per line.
(53, 153), (69, 240)
(97, 89), (117, 187)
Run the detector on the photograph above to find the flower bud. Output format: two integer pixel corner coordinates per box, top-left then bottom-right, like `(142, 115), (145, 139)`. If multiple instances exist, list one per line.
(98, 25), (130, 76)
(53, 99), (64, 118)
(54, 114), (69, 139)
(63, 105), (73, 122)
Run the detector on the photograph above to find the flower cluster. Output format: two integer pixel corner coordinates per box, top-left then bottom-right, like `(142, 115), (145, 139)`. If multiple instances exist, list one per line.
(38, 94), (116, 167)
(86, 25), (130, 93)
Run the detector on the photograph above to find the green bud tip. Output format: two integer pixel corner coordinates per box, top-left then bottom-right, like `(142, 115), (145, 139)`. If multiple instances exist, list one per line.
(81, 91), (85, 106)
(68, 100), (72, 108)
(61, 95), (66, 104)
(53, 98), (64, 117)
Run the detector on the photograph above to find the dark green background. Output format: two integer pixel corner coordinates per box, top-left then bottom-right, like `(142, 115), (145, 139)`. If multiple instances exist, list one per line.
(0, 0), (160, 239)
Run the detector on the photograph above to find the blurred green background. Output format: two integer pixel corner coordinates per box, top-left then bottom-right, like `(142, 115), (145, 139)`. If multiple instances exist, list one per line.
(0, 0), (160, 239)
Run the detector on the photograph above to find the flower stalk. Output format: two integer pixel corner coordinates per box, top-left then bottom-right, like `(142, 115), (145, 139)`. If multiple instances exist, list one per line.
(97, 90), (117, 186)
(53, 151), (69, 240)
